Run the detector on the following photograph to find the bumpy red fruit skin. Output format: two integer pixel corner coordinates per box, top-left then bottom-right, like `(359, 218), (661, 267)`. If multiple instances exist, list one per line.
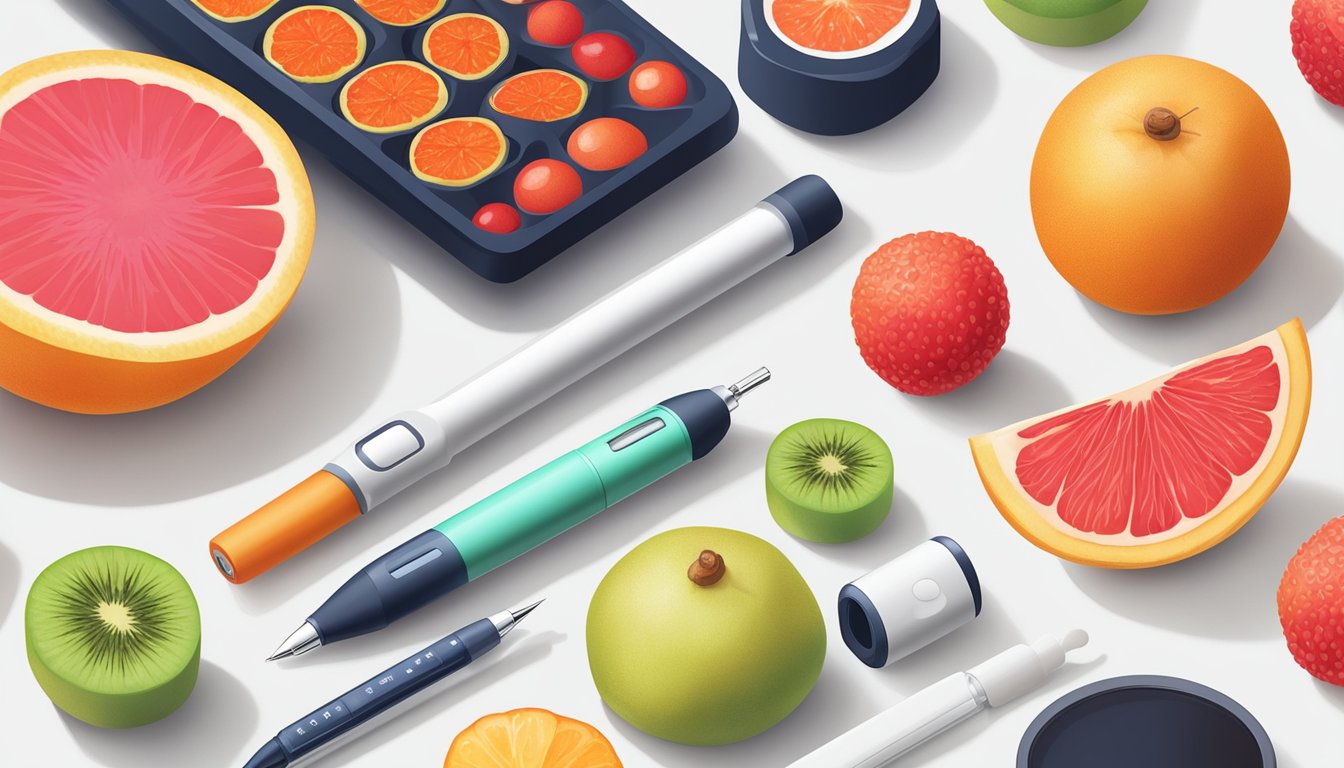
(1292, 0), (1344, 106)
(1279, 517), (1344, 685)
(851, 232), (1010, 396)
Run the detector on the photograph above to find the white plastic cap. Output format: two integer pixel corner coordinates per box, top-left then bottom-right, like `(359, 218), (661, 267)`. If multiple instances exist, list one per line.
(968, 629), (1089, 708)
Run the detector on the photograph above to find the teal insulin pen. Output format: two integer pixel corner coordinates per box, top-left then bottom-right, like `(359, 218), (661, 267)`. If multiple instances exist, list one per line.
(269, 369), (771, 660)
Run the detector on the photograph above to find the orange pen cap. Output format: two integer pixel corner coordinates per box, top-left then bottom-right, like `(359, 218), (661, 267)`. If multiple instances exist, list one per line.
(210, 470), (361, 584)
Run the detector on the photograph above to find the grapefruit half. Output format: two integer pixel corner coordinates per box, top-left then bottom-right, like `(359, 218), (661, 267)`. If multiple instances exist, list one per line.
(0, 51), (314, 414)
(970, 320), (1311, 568)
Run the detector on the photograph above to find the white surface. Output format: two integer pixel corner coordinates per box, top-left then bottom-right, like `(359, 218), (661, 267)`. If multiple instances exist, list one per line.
(1, 1), (1342, 766)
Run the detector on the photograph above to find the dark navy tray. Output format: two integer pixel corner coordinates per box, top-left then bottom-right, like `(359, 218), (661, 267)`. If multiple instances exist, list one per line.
(103, 0), (738, 282)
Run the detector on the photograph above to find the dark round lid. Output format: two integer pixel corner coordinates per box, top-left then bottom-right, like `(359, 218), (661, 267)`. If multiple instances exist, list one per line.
(1019, 676), (1274, 768)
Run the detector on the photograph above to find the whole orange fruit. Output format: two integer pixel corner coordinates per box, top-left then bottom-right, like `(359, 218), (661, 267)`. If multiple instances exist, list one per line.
(1031, 55), (1290, 315)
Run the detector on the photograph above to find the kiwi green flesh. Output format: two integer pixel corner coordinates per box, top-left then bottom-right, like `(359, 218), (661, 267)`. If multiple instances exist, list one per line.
(765, 419), (894, 543)
(26, 546), (201, 728)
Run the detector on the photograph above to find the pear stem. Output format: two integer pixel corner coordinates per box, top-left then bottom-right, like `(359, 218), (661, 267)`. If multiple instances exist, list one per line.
(1144, 106), (1198, 141)
(688, 550), (725, 586)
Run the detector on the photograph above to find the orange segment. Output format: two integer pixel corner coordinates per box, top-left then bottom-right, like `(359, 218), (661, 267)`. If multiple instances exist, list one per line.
(339, 60), (448, 133)
(355, 0), (446, 25)
(410, 117), (507, 187)
(191, 0), (279, 22)
(770, 0), (911, 52)
(423, 13), (510, 80)
(970, 319), (1311, 569)
(263, 6), (367, 84)
(444, 708), (623, 768)
(489, 69), (588, 122)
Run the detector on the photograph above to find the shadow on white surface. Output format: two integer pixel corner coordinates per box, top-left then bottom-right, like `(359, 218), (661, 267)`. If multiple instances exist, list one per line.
(60, 661), (257, 768)
(903, 349), (1074, 436)
(0, 540), (18, 629)
(1081, 216), (1343, 365)
(53, 0), (154, 52)
(378, 133), (795, 332)
(1062, 480), (1342, 641)
(793, 20), (998, 172)
(313, 629), (562, 768)
(0, 164), (402, 506)
(1008, 0), (1205, 70)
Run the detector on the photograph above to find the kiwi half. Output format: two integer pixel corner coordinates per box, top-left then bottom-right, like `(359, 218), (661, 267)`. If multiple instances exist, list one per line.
(25, 546), (201, 728)
(765, 418), (894, 543)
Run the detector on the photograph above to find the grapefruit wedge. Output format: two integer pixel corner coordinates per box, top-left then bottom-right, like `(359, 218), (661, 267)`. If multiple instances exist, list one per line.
(971, 319), (1311, 568)
(0, 51), (314, 414)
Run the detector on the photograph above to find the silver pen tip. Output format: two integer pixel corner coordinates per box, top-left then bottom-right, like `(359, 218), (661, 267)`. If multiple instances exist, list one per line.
(729, 368), (771, 400)
(267, 622), (322, 662)
(511, 599), (544, 624)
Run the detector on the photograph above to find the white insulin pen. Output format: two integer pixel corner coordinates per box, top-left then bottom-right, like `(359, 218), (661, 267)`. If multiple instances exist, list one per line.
(789, 630), (1090, 768)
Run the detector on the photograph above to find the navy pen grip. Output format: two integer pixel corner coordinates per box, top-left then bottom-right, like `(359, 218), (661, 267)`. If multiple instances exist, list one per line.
(309, 530), (468, 644)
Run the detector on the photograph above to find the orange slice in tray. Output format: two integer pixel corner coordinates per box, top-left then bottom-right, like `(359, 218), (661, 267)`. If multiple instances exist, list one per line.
(770, 0), (911, 53)
(970, 319), (1311, 569)
(444, 708), (623, 768)
(339, 60), (448, 133)
(355, 0), (446, 26)
(489, 69), (588, 122)
(192, 0), (280, 22)
(263, 6), (367, 84)
(423, 13), (510, 80)
(410, 117), (507, 187)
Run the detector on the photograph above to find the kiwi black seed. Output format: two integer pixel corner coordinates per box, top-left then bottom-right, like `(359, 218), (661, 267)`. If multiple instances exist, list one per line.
(765, 418), (895, 543)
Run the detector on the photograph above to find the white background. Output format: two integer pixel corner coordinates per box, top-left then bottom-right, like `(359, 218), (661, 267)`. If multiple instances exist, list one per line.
(1, 1), (1341, 766)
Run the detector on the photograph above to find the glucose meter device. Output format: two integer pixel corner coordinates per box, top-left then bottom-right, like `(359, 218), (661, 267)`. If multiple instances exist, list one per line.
(839, 536), (981, 667)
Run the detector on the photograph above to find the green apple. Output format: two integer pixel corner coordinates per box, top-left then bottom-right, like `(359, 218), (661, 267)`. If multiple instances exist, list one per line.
(586, 526), (825, 746)
(983, 0), (1149, 47)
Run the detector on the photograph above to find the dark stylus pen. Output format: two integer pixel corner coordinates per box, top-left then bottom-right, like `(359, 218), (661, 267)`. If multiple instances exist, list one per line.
(243, 601), (540, 768)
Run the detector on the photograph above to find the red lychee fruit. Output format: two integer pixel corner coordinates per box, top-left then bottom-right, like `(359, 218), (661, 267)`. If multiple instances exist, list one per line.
(850, 232), (1010, 397)
(1292, 0), (1344, 106)
(1279, 516), (1344, 686)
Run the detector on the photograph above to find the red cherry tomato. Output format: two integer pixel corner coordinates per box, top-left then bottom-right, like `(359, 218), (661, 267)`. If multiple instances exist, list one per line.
(629, 60), (687, 108)
(473, 202), (522, 234)
(527, 1), (584, 46)
(567, 117), (647, 171)
(571, 32), (636, 80)
(513, 159), (583, 214)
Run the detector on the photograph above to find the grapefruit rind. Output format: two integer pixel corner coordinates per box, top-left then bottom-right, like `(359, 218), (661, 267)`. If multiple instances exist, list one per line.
(409, 117), (507, 188)
(969, 319), (1311, 569)
(338, 60), (449, 134)
(355, 0), (447, 26)
(192, 0), (280, 22)
(263, 6), (368, 84)
(488, 69), (589, 122)
(422, 13), (510, 81)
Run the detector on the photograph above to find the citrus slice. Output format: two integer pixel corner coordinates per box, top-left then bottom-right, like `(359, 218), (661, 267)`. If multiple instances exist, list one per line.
(0, 51), (314, 414)
(339, 60), (448, 133)
(355, 0), (446, 26)
(970, 319), (1311, 569)
(263, 6), (367, 84)
(423, 13), (509, 80)
(410, 117), (507, 187)
(191, 0), (280, 22)
(767, 0), (915, 55)
(489, 69), (588, 122)
(444, 708), (623, 768)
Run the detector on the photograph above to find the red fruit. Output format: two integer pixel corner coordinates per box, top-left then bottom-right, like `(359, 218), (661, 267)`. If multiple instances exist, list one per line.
(527, 0), (584, 47)
(1291, 0), (1344, 106)
(629, 60), (687, 108)
(851, 232), (1009, 396)
(571, 32), (636, 80)
(1279, 517), (1344, 685)
(513, 158), (582, 214)
(473, 202), (521, 234)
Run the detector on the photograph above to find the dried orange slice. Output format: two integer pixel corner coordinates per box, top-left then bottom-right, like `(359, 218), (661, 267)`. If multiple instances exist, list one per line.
(410, 117), (507, 187)
(489, 69), (587, 122)
(339, 60), (448, 133)
(192, 0), (279, 22)
(769, 0), (911, 53)
(444, 708), (623, 768)
(423, 13), (510, 80)
(263, 6), (366, 84)
(355, 0), (445, 25)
